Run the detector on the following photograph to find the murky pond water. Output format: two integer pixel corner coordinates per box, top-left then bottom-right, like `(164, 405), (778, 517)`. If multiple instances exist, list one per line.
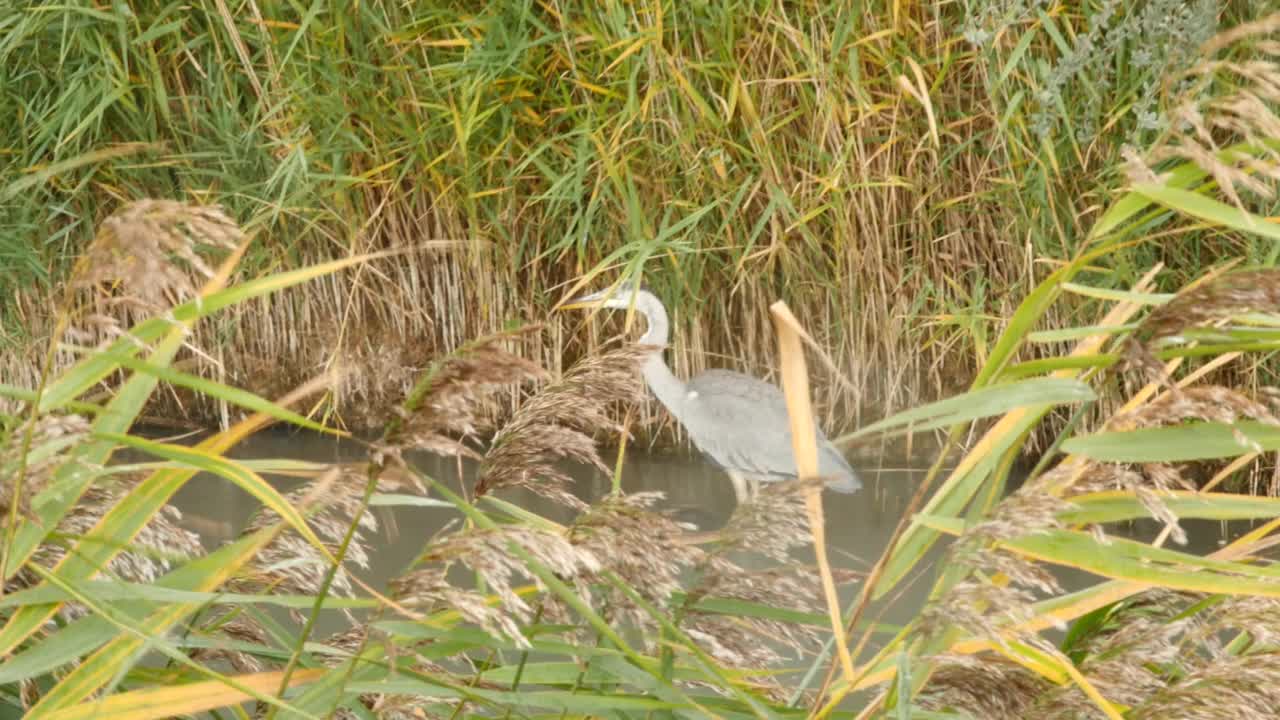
(167, 428), (1252, 656)
(169, 430), (937, 634)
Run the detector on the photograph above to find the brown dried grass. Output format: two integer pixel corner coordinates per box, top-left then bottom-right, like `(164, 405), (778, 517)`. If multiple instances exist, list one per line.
(475, 344), (649, 508)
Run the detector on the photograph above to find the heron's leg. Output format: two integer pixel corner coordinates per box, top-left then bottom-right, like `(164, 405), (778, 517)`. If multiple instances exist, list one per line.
(727, 471), (750, 504)
(748, 476), (762, 501)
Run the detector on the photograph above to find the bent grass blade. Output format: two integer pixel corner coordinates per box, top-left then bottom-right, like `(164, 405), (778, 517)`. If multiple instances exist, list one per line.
(0, 375), (340, 657)
(770, 300), (855, 689)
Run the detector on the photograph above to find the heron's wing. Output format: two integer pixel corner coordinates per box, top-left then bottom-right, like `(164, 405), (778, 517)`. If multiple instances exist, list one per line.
(683, 370), (811, 479)
(682, 370), (859, 488)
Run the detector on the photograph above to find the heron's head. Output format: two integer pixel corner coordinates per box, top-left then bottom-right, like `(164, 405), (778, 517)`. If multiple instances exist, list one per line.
(558, 279), (669, 347)
(559, 281), (645, 312)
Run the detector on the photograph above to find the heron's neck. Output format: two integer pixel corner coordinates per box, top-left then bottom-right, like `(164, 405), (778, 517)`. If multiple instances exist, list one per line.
(641, 352), (687, 412)
(634, 291), (687, 411)
(634, 291), (669, 347)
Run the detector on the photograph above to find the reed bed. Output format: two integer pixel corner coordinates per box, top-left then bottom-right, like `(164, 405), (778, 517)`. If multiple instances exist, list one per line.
(5, 1), (1274, 439)
(7, 6), (1280, 720)
(6, 137), (1280, 715)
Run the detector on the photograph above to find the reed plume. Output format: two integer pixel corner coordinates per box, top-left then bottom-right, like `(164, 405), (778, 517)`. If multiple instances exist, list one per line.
(476, 344), (649, 509)
(919, 654), (1048, 720)
(224, 470), (398, 622)
(321, 626), (454, 720)
(384, 327), (545, 457)
(69, 199), (241, 332)
(391, 524), (600, 648)
(0, 414), (92, 524)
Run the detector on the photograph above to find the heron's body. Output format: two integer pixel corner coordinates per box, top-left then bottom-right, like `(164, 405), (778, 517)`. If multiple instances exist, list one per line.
(568, 285), (861, 500)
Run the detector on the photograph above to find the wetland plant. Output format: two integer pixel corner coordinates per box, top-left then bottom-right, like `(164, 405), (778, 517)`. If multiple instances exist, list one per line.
(5, 13), (1280, 720)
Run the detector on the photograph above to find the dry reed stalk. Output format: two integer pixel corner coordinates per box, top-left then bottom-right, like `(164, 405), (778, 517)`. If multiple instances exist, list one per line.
(2, 0), (1070, 440)
(769, 300), (854, 685)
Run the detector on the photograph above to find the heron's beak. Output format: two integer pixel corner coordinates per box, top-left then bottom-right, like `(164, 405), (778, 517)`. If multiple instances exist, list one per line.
(556, 290), (608, 312)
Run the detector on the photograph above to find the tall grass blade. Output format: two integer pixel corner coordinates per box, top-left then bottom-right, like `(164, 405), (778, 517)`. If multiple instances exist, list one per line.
(837, 377), (1095, 444)
(770, 301), (854, 687)
(1058, 490), (1280, 524)
(23, 525), (294, 716)
(99, 432), (340, 562)
(104, 354), (339, 435)
(1133, 183), (1280, 242)
(1000, 529), (1280, 596)
(40, 669), (326, 720)
(1063, 420), (1280, 462)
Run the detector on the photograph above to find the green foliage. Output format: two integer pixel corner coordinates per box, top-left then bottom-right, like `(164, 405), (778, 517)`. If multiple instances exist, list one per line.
(6, 4), (1280, 720)
(5, 138), (1280, 717)
(5, 0), (1275, 424)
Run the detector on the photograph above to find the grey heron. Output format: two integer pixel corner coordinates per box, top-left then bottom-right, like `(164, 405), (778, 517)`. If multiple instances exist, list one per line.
(563, 284), (862, 501)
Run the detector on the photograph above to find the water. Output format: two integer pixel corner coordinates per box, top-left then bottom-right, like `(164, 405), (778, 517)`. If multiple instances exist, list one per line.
(169, 429), (938, 632)
(166, 428), (1249, 654)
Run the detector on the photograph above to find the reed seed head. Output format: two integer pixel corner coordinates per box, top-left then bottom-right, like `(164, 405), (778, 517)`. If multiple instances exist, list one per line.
(390, 328), (546, 458)
(683, 560), (832, 668)
(392, 524), (599, 648)
(321, 627), (453, 720)
(567, 491), (703, 607)
(8, 474), (204, 614)
(719, 477), (818, 562)
(72, 200), (241, 317)
(190, 612), (272, 675)
(0, 414), (92, 521)
(1130, 653), (1280, 720)
(476, 344), (649, 508)
(227, 470), (385, 622)
(1134, 272), (1280, 351)
(919, 654), (1048, 720)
